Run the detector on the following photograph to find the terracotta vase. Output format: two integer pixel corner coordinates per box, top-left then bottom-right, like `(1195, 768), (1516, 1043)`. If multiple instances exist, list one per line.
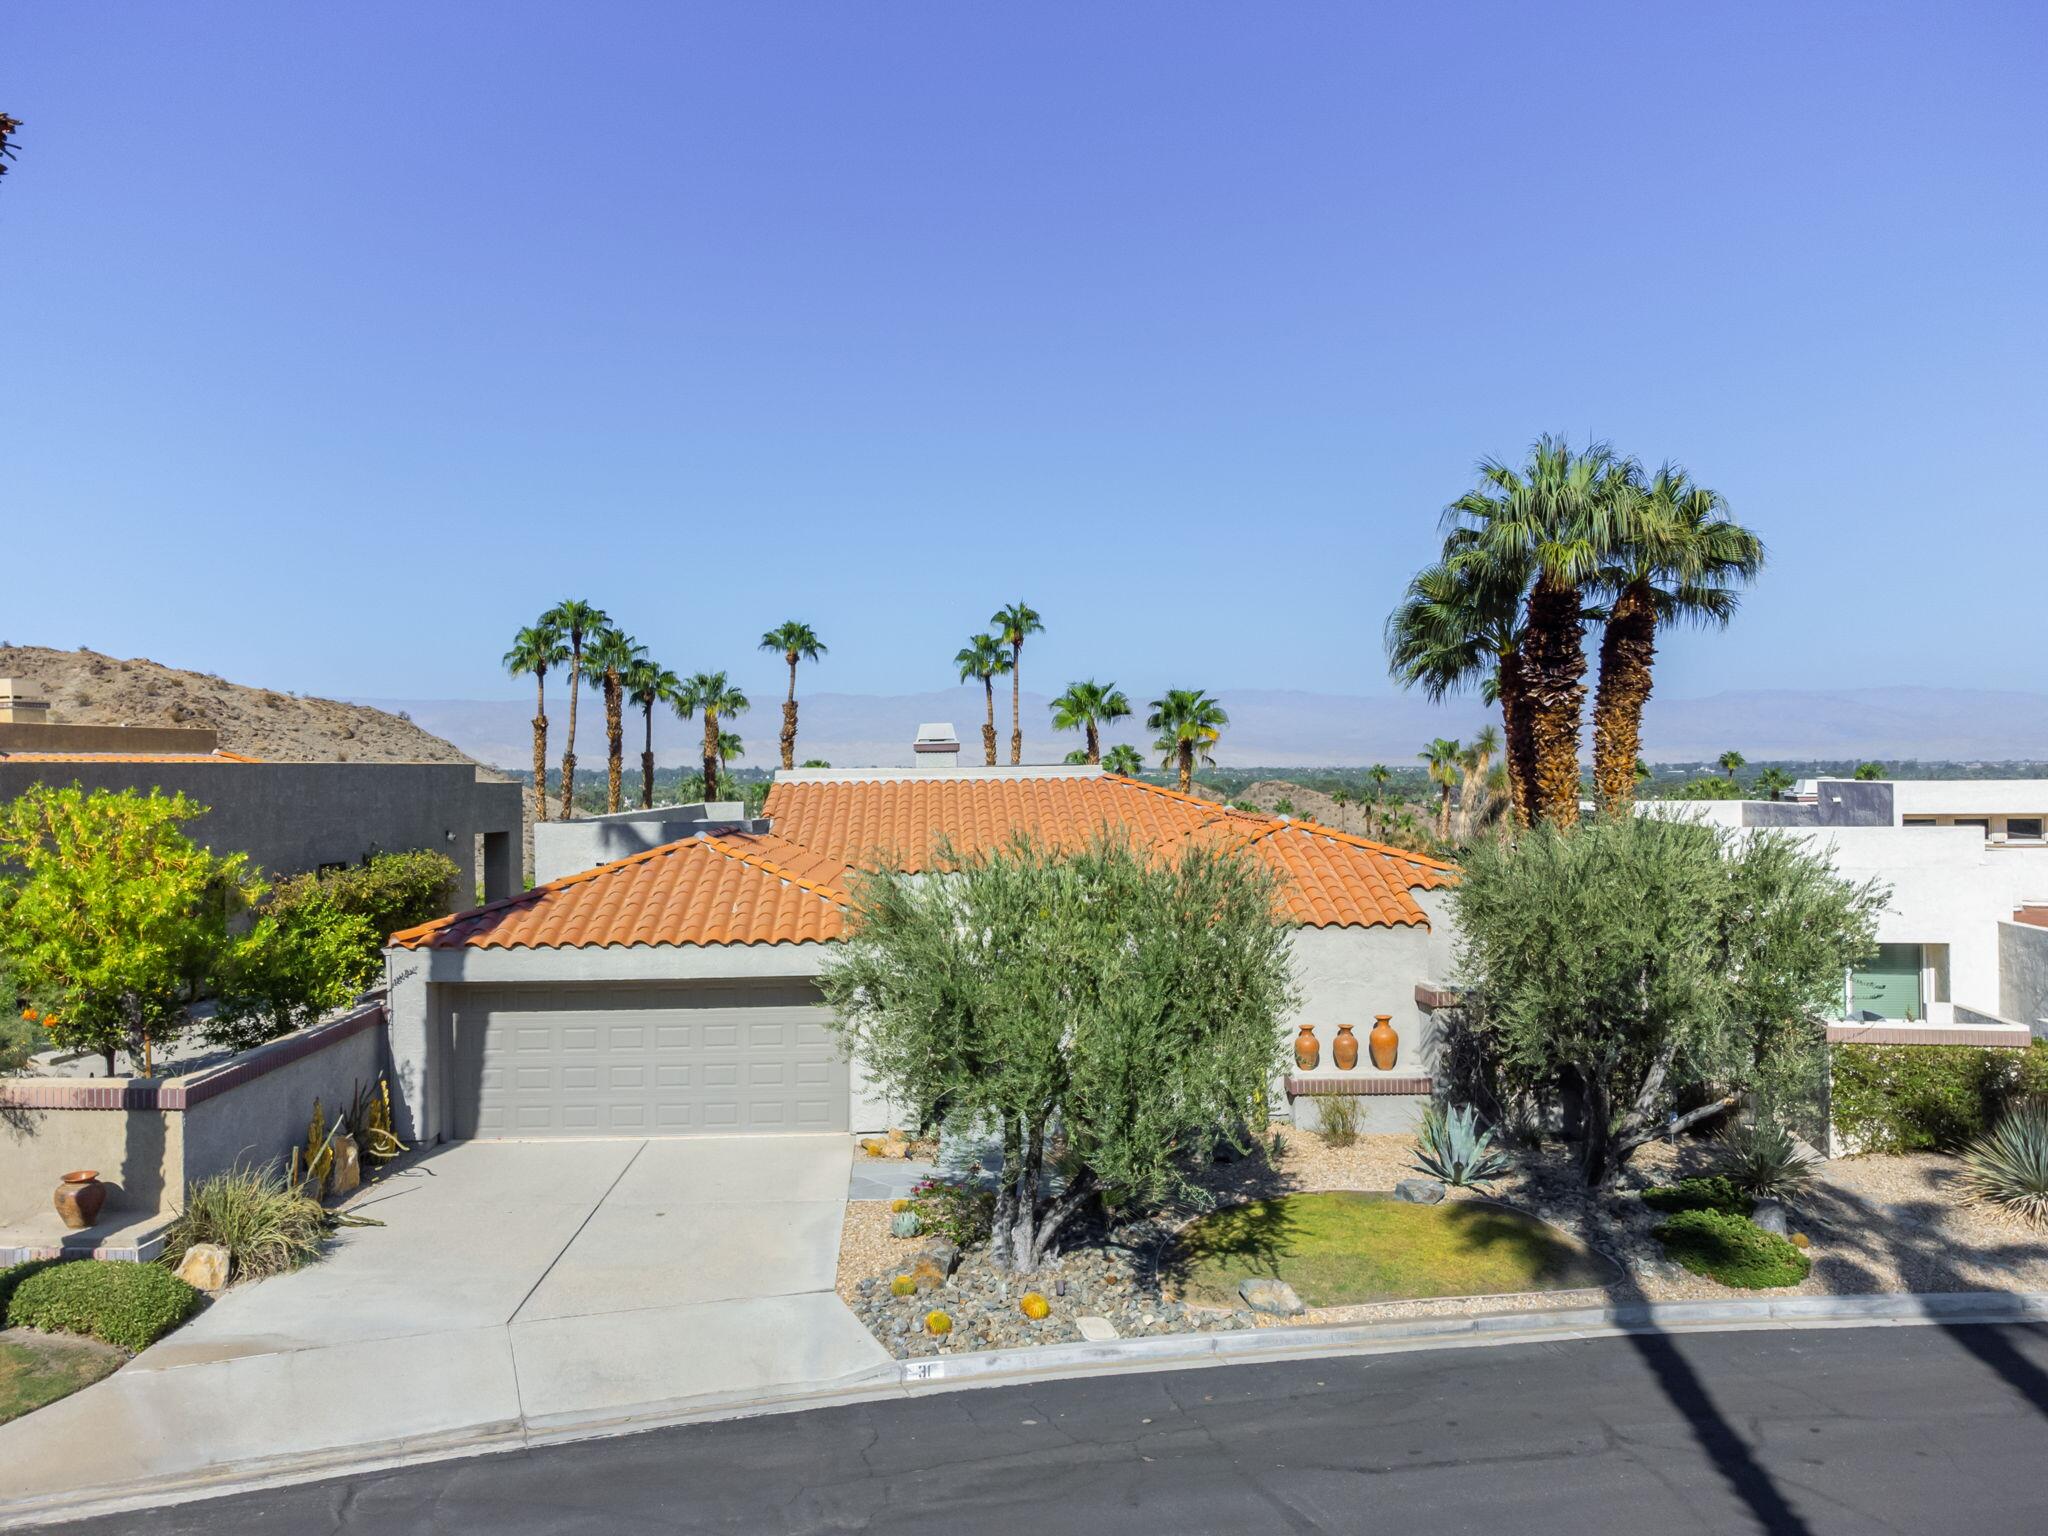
(1369, 1015), (1399, 1072)
(1332, 1023), (1359, 1071)
(54, 1170), (106, 1231)
(1293, 1024), (1319, 1072)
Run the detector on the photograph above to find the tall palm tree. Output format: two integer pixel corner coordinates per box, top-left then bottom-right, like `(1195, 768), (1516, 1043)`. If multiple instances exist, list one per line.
(1440, 436), (1617, 827)
(1386, 536), (1534, 828)
(1589, 464), (1764, 808)
(954, 634), (1011, 766)
(1718, 749), (1747, 778)
(1456, 725), (1500, 841)
(1421, 737), (1462, 842)
(1101, 743), (1144, 777)
(502, 622), (567, 822)
(991, 602), (1043, 765)
(674, 672), (749, 806)
(1365, 764), (1392, 838)
(758, 621), (827, 770)
(1049, 679), (1131, 764)
(541, 599), (608, 820)
(1148, 689), (1228, 794)
(717, 730), (744, 770)
(1755, 766), (1793, 798)
(584, 627), (645, 814)
(625, 658), (681, 809)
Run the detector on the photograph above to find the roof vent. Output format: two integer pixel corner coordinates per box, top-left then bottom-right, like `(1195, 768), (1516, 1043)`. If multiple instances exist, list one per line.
(0, 679), (51, 726)
(913, 722), (961, 771)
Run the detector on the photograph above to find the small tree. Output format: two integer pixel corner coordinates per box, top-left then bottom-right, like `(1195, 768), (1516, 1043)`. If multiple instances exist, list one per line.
(821, 835), (1295, 1270)
(1451, 814), (1880, 1184)
(0, 786), (258, 1074)
(208, 894), (379, 1051)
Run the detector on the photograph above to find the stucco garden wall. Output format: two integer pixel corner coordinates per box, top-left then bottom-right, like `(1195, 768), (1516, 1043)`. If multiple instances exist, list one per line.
(2000, 920), (2048, 1035)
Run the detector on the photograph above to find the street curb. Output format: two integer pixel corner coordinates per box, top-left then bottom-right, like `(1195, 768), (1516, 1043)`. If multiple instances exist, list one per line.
(7, 1290), (2048, 1528)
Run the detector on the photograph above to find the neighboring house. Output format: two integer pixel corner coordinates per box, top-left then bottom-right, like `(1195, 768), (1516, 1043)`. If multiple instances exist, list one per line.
(384, 728), (1461, 1145)
(0, 678), (523, 904)
(1642, 777), (2048, 1041)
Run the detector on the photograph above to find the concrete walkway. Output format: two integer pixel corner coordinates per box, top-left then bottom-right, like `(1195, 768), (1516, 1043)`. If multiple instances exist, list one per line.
(0, 1136), (889, 1517)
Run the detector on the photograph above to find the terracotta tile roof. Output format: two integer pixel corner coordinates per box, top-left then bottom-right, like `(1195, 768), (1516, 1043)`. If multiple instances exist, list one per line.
(762, 772), (1456, 930)
(390, 832), (849, 951)
(0, 750), (262, 763)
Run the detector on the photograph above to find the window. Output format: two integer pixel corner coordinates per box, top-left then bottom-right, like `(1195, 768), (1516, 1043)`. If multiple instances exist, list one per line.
(1850, 943), (1925, 1022)
(2007, 817), (2044, 841)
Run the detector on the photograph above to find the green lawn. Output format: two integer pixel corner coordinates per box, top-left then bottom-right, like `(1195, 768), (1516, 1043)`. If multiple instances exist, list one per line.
(1171, 1191), (1619, 1308)
(0, 1329), (122, 1425)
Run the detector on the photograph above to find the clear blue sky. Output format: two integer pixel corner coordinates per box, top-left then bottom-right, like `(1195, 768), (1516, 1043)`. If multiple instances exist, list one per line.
(6, 2), (2043, 712)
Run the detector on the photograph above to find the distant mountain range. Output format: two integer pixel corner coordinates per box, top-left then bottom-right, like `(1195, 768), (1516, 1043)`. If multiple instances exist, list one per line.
(357, 685), (2048, 772)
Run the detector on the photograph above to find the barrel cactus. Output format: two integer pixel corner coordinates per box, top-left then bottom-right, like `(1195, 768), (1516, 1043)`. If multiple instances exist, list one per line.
(925, 1310), (953, 1336)
(890, 1274), (917, 1297)
(1019, 1292), (1050, 1320)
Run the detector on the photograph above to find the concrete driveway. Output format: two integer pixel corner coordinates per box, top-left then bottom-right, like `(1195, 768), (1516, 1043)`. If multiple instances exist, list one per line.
(0, 1136), (890, 1516)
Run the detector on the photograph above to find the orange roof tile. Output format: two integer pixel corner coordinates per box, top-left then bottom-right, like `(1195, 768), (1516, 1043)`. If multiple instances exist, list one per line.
(390, 832), (849, 951)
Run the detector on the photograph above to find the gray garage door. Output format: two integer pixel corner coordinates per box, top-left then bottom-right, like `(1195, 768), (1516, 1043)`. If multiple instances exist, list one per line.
(447, 981), (849, 1139)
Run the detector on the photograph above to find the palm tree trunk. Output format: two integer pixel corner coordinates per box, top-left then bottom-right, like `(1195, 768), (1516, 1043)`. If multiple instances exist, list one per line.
(702, 710), (720, 803)
(1438, 784), (1451, 841)
(604, 674), (623, 814)
(560, 651), (581, 820)
(1177, 743), (1193, 794)
(531, 674), (550, 823)
(1085, 720), (1100, 763)
(1520, 576), (1587, 827)
(982, 682), (998, 766)
(781, 658), (799, 770)
(1591, 579), (1658, 811)
(1497, 652), (1536, 830)
(641, 703), (656, 809)
(1010, 654), (1023, 765)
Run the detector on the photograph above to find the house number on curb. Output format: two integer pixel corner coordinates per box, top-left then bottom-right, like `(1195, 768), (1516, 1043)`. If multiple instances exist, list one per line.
(905, 1361), (947, 1382)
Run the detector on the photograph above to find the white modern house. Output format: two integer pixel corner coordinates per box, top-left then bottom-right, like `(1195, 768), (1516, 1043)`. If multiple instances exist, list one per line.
(1643, 778), (2048, 1040)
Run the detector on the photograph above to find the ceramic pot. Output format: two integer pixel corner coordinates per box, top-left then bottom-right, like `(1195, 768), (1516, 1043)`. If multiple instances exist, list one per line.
(1332, 1023), (1359, 1071)
(1293, 1024), (1320, 1072)
(54, 1170), (106, 1231)
(1369, 1015), (1399, 1072)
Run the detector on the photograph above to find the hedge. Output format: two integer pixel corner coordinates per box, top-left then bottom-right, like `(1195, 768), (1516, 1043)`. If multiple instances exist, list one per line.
(0, 1260), (201, 1352)
(1653, 1209), (1811, 1289)
(1640, 1175), (1751, 1217)
(1829, 1042), (2048, 1154)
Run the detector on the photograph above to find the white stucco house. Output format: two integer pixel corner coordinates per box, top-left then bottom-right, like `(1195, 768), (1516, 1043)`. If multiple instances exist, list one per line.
(382, 735), (1462, 1147)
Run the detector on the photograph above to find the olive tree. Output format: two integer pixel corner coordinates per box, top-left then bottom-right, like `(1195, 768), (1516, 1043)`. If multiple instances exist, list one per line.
(1451, 814), (1882, 1185)
(821, 835), (1296, 1271)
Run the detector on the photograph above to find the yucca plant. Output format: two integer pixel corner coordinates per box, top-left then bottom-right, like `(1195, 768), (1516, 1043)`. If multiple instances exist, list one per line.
(1961, 1100), (2048, 1227)
(1411, 1102), (1514, 1189)
(1717, 1116), (1817, 1203)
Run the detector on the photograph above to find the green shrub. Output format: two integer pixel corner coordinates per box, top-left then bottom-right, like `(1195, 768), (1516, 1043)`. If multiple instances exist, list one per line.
(1653, 1209), (1810, 1289)
(162, 1165), (333, 1280)
(270, 849), (460, 949)
(1961, 1099), (2048, 1227)
(908, 1177), (995, 1248)
(1641, 1175), (1750, 1216)
(2, 1260), (201, 1351)
(1718, 1117), (1817, 1201)
(206, 894), (380, 1051)
(1310, 1092), (1362, 1147)
(1828, 1043), (2048, 1153)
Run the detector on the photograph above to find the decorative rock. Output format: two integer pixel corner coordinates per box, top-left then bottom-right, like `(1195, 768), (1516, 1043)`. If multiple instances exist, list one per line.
(1238, 1277), (1305, 1316)
(1395, 1178), (1447, 1205)
(1751, 1200), (1791, 1236)
(327, 1136), (362, 1197)
(1075, 1315), (1120, 1342)
(174, 1242), (231, 1292)
(914, 1240), (960, 1278)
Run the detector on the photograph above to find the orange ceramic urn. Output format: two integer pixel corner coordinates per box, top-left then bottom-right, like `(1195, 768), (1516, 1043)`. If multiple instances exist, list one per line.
(1332, 1023), (1359, 1071)
(1293, 1024), (1319, 1071)
(1368, 1014), (1399, 1071)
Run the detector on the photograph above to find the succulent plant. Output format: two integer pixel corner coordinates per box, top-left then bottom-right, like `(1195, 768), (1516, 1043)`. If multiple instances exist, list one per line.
(1410, 1103), (1513, 1189)
(1717, 1116), (1817, 1202)
(1019, 1291), (1050, 1320)
(890, 1274), (917, 1297)
(1961, 1099), (2048, 1226)
(889, 1210), (922, 1238)
(925, 1309), (953, 1336)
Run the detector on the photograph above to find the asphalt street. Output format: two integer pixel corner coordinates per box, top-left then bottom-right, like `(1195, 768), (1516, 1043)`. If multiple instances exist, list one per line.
(41, 1322), (2048, 1534)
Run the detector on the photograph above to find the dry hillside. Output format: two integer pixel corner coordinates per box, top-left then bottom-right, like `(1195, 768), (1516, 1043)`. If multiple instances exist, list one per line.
(0, 645), (484, 766)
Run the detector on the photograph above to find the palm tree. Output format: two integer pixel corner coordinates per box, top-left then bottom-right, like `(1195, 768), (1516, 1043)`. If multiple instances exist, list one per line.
(1456, 725), (1500, 841)
(1101, 743), (1144, 777)
(1365, 764), (1392, 838)
(1421, 737), (1462, 842)
(541, 599), (608, 820)
(1147, 689), (1228, 794)
(717, 730), (744, 769)
(625, 658), (681, 809)
(1755, 766), (1794, 798)
(1589, 464), (1764, 808)
(502, 622), (567, 822)
(1386, 537), (1534, 828)
(584, 627), (645, 814)
(1440, 436), (1618, 826)
(1718, 749), (1747, 778)
(954, 634), (1011, 765)
(990, 602), (1043, 765)
(759, 621), (827, 770)
(1049, 679), (1132, 764)
(674, 672), (749, 806)
(1854, 761), (1885, 781)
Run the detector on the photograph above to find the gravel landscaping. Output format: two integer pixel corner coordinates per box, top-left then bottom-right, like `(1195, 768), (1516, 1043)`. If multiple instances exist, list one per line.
(836, 1123), (2048, 1357)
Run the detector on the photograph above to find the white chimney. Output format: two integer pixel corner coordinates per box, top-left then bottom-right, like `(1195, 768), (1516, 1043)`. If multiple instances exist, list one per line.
(913, 722), (961, 771)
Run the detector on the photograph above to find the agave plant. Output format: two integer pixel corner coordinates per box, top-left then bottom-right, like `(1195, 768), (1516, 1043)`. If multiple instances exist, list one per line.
(1717, 1116), (1817, 1202)
(1961, 1100), (2048, 1227)
(1411, 1103), (1514, 1189)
